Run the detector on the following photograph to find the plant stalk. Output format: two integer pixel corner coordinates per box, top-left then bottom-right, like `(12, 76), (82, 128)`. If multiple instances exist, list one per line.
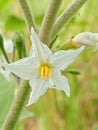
(1, 81), (31, 130)
(52, 0), (87, 37)
(17, 0), (37, 32)
(39, 0), (63, 44)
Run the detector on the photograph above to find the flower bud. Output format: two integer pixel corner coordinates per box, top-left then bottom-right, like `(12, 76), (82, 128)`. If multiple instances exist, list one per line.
(4, 39), (13, 54)
(0, 32), (13, 54)
(13, 32), (25, 46)
(71, 32), (98, 49)
(13, 32), (26, 59)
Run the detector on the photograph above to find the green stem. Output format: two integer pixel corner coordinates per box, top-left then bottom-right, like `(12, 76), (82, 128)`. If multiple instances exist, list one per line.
(1, 48), (10, 63)
(52, 0), (87, 37)
(39, 0), (63, 44)
(17, 0), (37, 32)
(1, 81), (31, 130)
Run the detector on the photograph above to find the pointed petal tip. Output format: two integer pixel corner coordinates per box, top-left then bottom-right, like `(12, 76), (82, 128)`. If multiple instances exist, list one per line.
(74, 45), (85, 57)
(30, 27), (37, 39)
(26, 103), (32, 107)
(76, 46), (85, 53)
(26, 103), (29, 107)
(81, 45), (85, 49)
(31, 27), (37, 36)
(26, 99), (36, 107)
(64, 88), (70, 97)
(31, 27), (35, 34)
(66, 92), (70, 97)
(78, 45), (85, 52)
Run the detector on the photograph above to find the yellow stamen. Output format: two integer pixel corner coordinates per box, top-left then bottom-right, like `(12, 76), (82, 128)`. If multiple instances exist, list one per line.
(39, 64), (52, 80)
(40, 66), (45, 79)
(45, 65), (48, 75)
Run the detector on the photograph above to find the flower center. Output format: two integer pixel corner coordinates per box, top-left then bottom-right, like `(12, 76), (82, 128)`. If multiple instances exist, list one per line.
(39, 65), (52, 80)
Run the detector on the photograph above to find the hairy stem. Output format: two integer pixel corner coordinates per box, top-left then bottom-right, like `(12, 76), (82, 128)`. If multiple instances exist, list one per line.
(17, 0), (37, 32)
(52, 0), (87, 37)
(39, 0), (63, 44)
(1, 81), (31, 130)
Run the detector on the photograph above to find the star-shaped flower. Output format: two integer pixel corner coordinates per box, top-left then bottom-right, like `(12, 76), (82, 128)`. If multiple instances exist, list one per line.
(1, 28), (84, 105)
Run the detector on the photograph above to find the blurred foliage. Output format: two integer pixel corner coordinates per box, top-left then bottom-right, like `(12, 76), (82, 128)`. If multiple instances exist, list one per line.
(0, 0), (98, 130)
(0, 75), (15, 128)
(0, 74), (34, 129)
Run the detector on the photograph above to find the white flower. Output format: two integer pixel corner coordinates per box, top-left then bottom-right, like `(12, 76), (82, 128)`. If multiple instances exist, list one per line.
(1, 28), (85, 105)
(0, 57), (10, 80)
(4, 38), (14, 53)
(72, 32), (98, 50)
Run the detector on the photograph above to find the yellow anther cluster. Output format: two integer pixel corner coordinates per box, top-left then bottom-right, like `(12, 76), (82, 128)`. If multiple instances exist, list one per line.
(39, 65), (52, 80)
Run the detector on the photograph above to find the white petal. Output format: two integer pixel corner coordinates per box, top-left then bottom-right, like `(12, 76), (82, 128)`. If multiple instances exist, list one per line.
(41, 42), (52, 59)
(30, 27), (46, 62)
(94, 33), (98, 42)
(50, 69), (70, 97)
(94, 34), (98, 50)
(0, 56), (10, 80)
(1, 56), (39, 80)
(0, 68), (10, 81)
(27, 78), (49, 105)
(49, 46), (84, 70)
(29, 42), (52, 60)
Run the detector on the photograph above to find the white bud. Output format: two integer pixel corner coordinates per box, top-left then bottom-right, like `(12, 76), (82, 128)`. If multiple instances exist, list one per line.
(72, 32), (98, 49)
(4, 38), (14, 54)
(0, 31), (14, 54)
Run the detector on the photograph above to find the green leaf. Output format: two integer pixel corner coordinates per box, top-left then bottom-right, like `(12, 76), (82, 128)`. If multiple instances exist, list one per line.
(66, 69), (81, 75)
(62, 69), (81, 75)
(0, 74), (16, 128)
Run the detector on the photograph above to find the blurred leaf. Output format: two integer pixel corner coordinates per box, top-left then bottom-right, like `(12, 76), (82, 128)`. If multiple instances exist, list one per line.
(94, 126), (98, 130)
(0, 74), (16, 128)
(19, 109), (34, 121)
(0, 74), (33, 129)
(15, 121), (24, 130)
(5, 15), (25, 31)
